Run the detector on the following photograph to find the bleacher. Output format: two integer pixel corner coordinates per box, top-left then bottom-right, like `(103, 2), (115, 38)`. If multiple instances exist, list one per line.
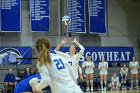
(0, 63), (140, 92)
(0, 64), (33, 92)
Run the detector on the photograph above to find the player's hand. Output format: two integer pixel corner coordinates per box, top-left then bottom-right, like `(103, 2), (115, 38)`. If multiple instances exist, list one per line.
(32, 86), (38, 93)
(72, 38), (78, 46)
(61, 38), (67, 44)
(72, 38), (77, 43)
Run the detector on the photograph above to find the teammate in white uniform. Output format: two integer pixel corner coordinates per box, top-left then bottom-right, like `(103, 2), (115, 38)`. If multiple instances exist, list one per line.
(109, 73), (120, 90)
(120, 64), (128, 90)
(98, 56), (108, 91)
(54, 38), (85, 81)
(32, 37), (83, 93)
(82, 56), (95, 92)
(129, 57), (139, 89)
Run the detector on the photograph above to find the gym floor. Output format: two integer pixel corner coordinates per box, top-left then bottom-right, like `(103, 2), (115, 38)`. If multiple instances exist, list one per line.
(84, 90), (140, 93)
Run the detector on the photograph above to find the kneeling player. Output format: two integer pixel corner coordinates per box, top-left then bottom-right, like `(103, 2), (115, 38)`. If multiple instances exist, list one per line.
(14, 74), (43, 93)
(109, 73), (120, 91)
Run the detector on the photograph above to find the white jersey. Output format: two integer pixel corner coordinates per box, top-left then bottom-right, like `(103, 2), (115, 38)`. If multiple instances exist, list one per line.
(111, 76), (120, 86)
(120, 67), (128, 76)
(129, 61), (139, 74)
(56, 48), (84, 79)
(36, 53), (83, 93)
(111, 76), (119, 83)
(98, 61), (108, 75)
(82, 61), (95, 74)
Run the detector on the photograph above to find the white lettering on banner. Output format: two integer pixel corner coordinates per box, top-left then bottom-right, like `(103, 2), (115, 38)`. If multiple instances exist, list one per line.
(98, 52), (105, 60)
(114, 52), (119, 61)
(125, 52), (131, 60)
(120, 52), (125, 61)
(92, 52), (97, 61)
(80, 51), (131, 62)
(106, 52), (113, 61)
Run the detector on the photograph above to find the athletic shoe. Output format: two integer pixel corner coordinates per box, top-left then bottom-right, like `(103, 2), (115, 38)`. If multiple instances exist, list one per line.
(129, 87), (133, 90)
(104, 87), (106, 91)
(101, 87), (104, 91)
(91, 87), (93, 92)
(86, 87), (90, 92)
(137, 87), (139, 90)
(124, 88), (127, 90)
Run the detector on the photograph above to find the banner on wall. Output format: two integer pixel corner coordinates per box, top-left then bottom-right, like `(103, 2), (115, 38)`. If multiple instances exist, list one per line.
(30, 0), (50, 32)
(89, 0), (106, 33)
(0, 47), (32, 65)
(1, 0), (21, 32)
(67, 0), (86, 33)
(51, 47), (134, 63)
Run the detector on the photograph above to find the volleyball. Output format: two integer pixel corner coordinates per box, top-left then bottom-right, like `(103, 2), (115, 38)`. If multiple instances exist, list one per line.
(62, 15), (71, 25)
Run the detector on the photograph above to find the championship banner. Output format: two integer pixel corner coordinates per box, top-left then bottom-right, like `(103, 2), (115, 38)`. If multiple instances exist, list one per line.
(67, 0), (86, 33)
(51, 47), (134, 63)
(89, 0), (106, 33)
(1, 0), (21, 32)
(30, 0), (50, 32)
(0, 47), (32, 65)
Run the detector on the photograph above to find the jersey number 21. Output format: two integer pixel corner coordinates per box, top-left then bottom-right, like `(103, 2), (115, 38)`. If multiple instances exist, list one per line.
(54, 59), (65, 70)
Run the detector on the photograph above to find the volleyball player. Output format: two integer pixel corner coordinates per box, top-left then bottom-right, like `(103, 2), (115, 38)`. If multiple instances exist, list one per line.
(14, 74), (43, 93)
(120, 64), (128, 90)
(32, 37), (83, 93)
(82, 55), (95, 92)
(109, 73), (120, 91)
(129, 57), (139, 89)
(98, 56), (108, 91)
(54, 38), (85, 81)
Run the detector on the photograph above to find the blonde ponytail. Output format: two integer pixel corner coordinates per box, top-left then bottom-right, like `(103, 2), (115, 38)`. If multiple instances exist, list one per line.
(36, 37), (52, 66)
(38, 44), (52, 66)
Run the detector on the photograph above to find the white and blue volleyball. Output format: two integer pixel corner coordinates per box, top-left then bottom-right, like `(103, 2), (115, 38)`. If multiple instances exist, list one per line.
(62, 15), (71, 25)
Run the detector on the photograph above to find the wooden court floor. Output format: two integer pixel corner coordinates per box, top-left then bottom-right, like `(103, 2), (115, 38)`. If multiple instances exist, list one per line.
(84, 90), (140, 93)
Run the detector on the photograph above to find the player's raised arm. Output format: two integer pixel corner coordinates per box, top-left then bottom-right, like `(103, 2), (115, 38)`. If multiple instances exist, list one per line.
(72, 38), (85, 59)
(54, 38), (67, 58)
